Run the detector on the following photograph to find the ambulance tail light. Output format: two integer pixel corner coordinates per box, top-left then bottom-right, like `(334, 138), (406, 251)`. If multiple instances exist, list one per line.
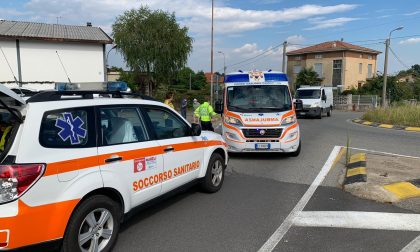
(0, 164), (45, 204)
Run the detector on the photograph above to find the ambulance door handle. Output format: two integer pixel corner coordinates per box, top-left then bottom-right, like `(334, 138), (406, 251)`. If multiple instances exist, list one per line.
(105, 156), (122, 163)
(164, 146), (174, 153)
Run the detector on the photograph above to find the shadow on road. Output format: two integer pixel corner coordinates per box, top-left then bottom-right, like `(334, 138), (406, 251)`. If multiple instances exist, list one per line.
(119, 182), (201, 232)
(229, 152), (295, 160)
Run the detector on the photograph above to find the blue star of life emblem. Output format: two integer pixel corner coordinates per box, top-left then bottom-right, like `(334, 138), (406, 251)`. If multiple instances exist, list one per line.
(55, 112), (87, 145)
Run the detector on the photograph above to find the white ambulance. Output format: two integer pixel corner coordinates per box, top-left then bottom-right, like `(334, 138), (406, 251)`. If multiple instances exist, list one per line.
(214, 70), (300, 155)
(0, 85), (227, 251)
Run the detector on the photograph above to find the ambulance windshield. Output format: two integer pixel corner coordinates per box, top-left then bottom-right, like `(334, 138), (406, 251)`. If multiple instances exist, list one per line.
(227, 85), (292, 113)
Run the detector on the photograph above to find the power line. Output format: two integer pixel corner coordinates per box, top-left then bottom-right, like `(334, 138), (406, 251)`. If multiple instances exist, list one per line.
(389, 46), (410, 69)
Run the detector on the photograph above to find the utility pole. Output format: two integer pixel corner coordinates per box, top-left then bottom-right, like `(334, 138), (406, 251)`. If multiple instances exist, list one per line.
(210, 0), (214, 106)
(282, 41), (287, 73)
(189, 72), (192, 90)
(382, 26), (403, 107)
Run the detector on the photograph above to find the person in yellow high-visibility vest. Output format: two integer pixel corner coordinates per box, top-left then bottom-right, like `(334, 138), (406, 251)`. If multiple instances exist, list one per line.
(0, 125), (12, 151)
(194, 101), (216, 131)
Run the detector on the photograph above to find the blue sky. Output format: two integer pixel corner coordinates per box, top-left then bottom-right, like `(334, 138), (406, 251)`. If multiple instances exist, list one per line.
(1, 0), (420, 74)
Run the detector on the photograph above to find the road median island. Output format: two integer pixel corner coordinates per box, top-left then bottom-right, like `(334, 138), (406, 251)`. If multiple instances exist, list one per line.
(352, 105), (420, 133)
(335, 151), (420, 212)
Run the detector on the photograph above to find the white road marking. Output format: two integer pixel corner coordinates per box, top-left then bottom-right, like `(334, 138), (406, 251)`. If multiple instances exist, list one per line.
(400, 235), (420, 252)
(258, 146), (342, 252)
(295, 211), (420, 231)
(344, 146), (420, 159)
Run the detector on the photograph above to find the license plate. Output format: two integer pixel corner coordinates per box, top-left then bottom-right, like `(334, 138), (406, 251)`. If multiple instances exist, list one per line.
(255, 143), (270, 149)
(300, 112), (306, 115)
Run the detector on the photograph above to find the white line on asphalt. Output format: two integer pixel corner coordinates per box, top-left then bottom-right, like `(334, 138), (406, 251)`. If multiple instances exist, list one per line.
(258, 146), (342, 252)
(294, 211), (420, 231)
(344, 146), (420, 159)
(400, 235), (420, 252)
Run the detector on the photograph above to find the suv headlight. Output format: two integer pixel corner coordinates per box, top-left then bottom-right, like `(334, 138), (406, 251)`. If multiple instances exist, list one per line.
(224, 116), (243, 126)
(311, 102), (321, 108)
(281, 115), (296, 125)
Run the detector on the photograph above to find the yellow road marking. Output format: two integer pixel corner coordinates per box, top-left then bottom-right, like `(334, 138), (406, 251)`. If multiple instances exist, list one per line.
(363, 121), (373, 125)
(379, 124), (394, 129)
(406, 127), (420, 132)
(332, 147), (346, 167)
(346, 167), (367, 177)
(349, 153), (366, 163)
(384, 182), (420, 200)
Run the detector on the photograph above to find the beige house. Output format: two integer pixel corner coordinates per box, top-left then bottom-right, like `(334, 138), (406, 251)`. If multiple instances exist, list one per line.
(286, 41), (381, 90)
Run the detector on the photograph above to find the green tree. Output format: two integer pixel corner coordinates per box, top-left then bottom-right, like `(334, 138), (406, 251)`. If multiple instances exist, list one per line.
(176, 67), (195, 90)
(192, 71), (207, 90)
(295, 67), (321, 88)
(112, 6), (193, 95)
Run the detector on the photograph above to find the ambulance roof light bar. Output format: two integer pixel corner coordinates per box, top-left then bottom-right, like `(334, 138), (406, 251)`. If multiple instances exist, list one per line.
(55, 81), (129, 92)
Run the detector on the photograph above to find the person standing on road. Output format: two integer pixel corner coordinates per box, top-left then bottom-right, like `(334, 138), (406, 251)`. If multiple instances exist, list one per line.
(194, 101), (216, 131)
(181, 98), (187, 119)
(164, 92), (175, 110)
(192, 98), (200, 122)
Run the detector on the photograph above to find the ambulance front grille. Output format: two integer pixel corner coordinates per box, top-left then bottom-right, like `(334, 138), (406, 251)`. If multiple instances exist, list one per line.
(242, 128), (282, 138)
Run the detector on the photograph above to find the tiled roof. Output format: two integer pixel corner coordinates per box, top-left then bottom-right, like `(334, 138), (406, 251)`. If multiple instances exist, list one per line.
(287, 41), (381, 55)
(0, 20), (112, 44)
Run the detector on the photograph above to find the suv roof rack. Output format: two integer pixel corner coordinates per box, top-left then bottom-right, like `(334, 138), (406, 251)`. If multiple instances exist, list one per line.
(26, 90), (158, 103)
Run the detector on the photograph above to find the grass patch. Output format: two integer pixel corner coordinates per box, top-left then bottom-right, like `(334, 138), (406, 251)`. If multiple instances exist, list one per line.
(362, 105), (420, 127)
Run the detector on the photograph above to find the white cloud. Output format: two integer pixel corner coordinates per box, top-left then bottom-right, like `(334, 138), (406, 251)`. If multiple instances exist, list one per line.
(404, 10), (420, 16)
(233, 43), (259, 54)
(305, 17), (360, 30)
(286, 35), (305, 44)
(399, 38), (420, 45)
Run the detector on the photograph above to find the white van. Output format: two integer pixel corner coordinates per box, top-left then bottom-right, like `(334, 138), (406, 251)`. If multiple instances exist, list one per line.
(294, 86), (333, 119)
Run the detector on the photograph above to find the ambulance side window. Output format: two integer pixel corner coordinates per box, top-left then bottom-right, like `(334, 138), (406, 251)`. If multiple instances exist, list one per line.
(99, 107), (149, 146)
(39, 107), (95, 148)
(142, 107), (190, 140)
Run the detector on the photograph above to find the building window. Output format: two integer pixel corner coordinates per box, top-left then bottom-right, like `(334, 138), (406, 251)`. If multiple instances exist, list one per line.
(294, 56), (302, 60)
(367, 64), (373, 78)
(359, 63), (363, 74)
(315, 54), (323, 59)
(368, 55), (373, 60)
(314, 63), (323, 78)
(293, 65), (302, 74)
(332, 60), (342, 87)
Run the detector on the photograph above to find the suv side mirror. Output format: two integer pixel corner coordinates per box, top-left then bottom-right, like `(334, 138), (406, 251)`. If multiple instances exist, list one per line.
(191, 123), (202, 136)
(214, 100), (223, 114)
(294, 99), (303, 110)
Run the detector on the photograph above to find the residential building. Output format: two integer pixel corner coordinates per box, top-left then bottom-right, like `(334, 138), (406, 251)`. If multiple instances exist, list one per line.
(0, 20), (112, 89)
(205, 72), (224, 84)
(397, 72), (417, 83)
(286, 41), (381, 90)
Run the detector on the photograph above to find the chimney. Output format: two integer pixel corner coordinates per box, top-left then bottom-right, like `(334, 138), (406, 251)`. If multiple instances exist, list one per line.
(332, 42), (336, 48)
(87, 22), (92, 27)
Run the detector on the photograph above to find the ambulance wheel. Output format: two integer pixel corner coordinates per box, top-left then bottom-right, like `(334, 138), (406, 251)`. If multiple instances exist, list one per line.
(290, 141), (301, 157)
(201, 153), (225, 193)
(62, 195), (122, 252)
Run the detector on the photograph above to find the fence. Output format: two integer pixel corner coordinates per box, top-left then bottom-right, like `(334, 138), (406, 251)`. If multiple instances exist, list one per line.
(334, 94), (378, 111)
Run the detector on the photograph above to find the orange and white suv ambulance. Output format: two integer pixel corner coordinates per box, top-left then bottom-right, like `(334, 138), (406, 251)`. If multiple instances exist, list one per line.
(0, 85), (227, 251)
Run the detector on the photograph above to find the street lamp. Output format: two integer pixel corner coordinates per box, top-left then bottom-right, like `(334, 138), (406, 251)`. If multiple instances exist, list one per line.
(218, 51), (226, 77)
(382, 26), (403, 107)
(105, 44), (117, 82)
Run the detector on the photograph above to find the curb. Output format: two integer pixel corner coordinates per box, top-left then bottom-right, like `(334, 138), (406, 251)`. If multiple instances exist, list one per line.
(384, 179), (420, 200)
(344, 153), (367, 185)
(352, 119), (420, 133)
